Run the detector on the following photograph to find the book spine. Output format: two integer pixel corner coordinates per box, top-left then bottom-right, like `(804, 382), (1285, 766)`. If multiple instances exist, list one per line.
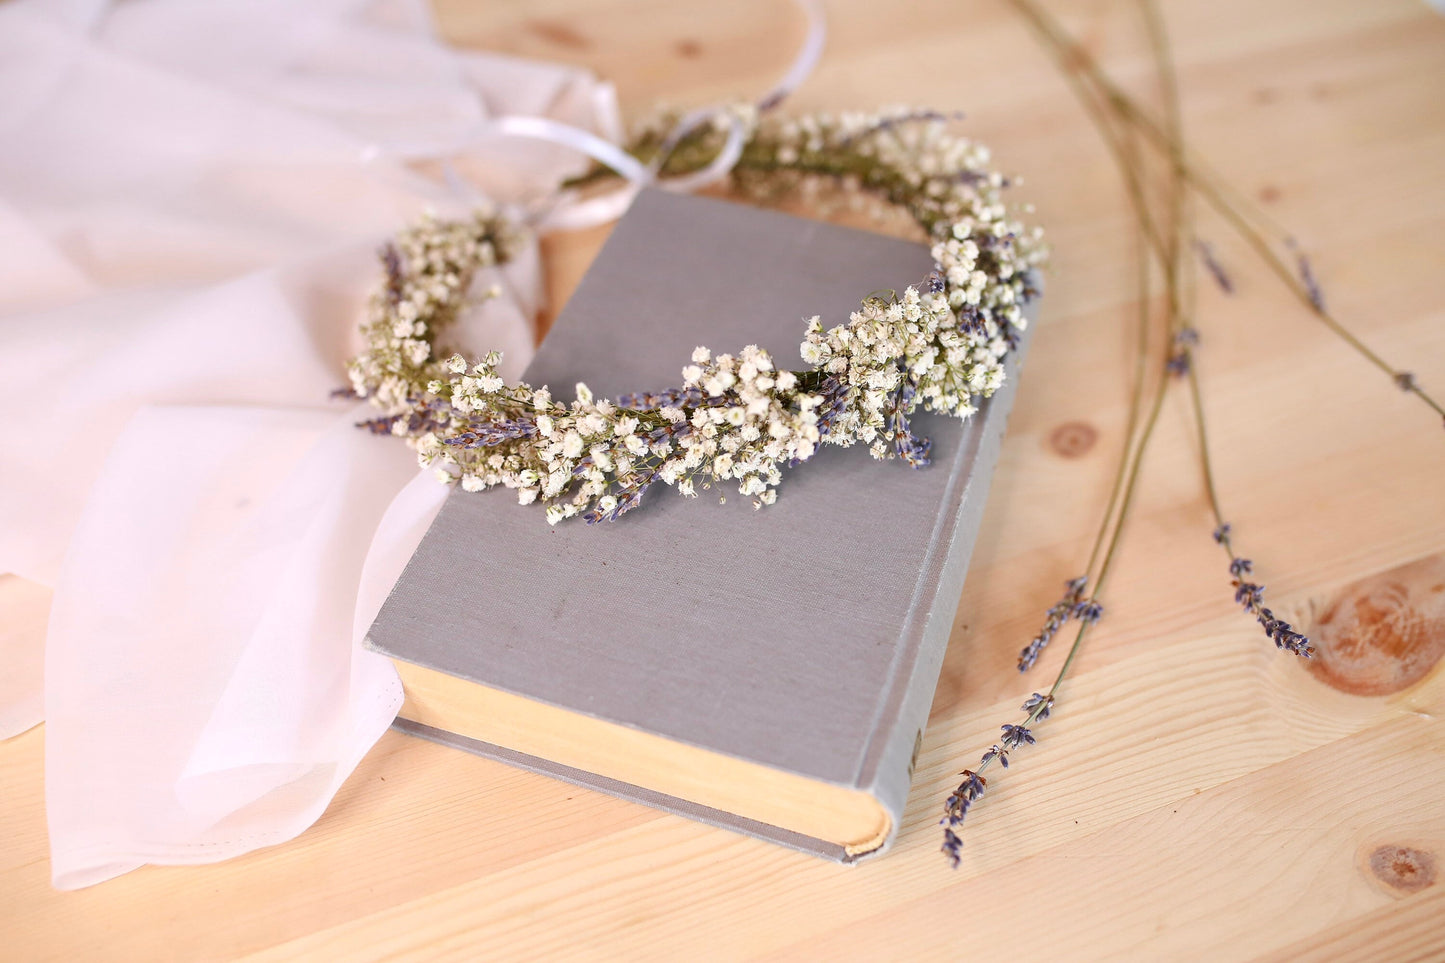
(858, 303), (1036, 856)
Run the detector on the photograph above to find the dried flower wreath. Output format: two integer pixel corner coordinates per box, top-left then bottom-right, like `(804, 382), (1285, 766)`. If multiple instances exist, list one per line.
(344, 107), (1046, 524)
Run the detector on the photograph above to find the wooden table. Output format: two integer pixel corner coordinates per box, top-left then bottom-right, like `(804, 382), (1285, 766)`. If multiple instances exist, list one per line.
(5, 0), (1443, 958)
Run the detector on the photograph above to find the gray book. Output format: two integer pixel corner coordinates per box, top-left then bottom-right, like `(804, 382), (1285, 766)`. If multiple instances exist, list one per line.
(366, 188), (1035, 862)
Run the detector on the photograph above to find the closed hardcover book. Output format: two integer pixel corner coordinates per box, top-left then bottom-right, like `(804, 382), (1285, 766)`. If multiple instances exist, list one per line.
(365, 188), (1035, 861)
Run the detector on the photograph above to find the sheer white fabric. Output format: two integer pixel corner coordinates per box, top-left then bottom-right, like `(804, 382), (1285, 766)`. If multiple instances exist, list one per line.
(0, 0), (618, 889)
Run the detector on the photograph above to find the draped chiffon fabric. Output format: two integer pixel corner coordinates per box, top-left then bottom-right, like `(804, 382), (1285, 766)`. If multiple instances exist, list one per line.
(0, 0), (618, 888)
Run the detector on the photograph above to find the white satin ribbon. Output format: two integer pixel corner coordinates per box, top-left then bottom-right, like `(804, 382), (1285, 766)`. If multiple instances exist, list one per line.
(487, 0), (827, 232)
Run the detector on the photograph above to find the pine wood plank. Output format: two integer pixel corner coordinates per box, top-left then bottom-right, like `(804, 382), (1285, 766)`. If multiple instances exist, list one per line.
(769, 714), (1445, 962)
(203, 625), (1445, 962)
(1260, 888), (1445, 963)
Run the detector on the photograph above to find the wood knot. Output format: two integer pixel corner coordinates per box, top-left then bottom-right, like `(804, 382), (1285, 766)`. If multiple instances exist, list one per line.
(1258, 184), (1282, 204)
(1368, 845), (1436, 894)
(1308, 554), (1445, 696)
(674, 38), (703, 59)
(1049, 421), (1097, 459)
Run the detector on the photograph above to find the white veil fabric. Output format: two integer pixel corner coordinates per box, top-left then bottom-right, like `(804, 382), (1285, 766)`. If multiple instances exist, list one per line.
(0, 0), (619, 889)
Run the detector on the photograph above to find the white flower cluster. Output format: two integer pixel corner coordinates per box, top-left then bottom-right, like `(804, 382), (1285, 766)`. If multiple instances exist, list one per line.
(407, 343), (822, 523)
(346, 208), (518, 417)
(802, 285), (977, 453)
(676, 343), (815, 497)
(346, 108), (1047, 524)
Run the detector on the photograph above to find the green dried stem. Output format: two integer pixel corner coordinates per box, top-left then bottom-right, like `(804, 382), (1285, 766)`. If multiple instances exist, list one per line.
(1008, 0), (1444, 423)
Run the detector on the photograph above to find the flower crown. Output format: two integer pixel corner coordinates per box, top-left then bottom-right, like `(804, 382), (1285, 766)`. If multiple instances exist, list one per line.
(345, 107), (1047, 523)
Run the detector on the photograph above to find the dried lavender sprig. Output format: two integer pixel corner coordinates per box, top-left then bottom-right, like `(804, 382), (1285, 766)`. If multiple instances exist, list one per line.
(380, 242), (405, 306)
(942, 10), (1182, 861)
(1138, 0), (1316, 662)
(1184, 354), (1314, 658)
(1017, 577), (1085, 671)
(942, 362), (1172, 866)
(887, 381), (933, 467)
(1212, 525), (1314, 658)
(1020, 23), (1162, 608)
(944, 0), (1202, 868)
(838, 109), (966, 147)
(1166, 327), (1198, 378)
(1285, 238), (1325, 312)
(1193, 239), (1233, 294)
(940, 691), (1053, 867)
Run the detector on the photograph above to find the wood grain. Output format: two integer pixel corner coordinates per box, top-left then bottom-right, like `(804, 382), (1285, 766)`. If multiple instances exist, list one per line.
(4, 0), (1444, 958)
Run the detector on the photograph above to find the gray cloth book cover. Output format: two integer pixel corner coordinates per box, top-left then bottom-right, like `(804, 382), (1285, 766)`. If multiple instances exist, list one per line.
(366, 187), (1036, 862)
